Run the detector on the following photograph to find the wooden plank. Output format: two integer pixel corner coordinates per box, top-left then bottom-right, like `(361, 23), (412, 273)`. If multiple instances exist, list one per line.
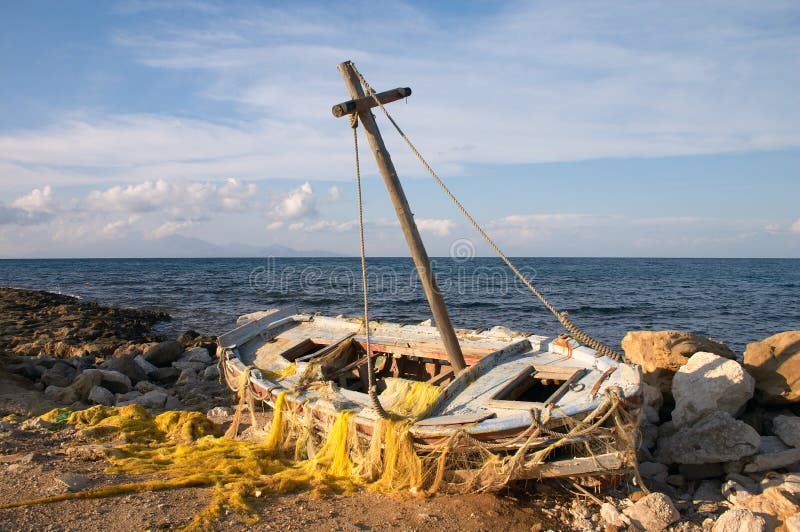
(218, 306), (298, 349)
(353, 339), (488, 365)
(414, 412), (495, 426)
(295, 333), (356, 362)
(513, 453), (624, 479)
(427, 368), (455, 386)
(332, 87), (411, 117)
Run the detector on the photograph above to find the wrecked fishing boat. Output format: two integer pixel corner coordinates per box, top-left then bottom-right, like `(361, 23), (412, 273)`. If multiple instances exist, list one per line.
(218, 61), (643, 491)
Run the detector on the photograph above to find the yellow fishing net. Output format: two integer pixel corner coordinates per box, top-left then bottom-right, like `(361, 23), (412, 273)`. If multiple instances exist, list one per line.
(2, 378), (637, 531)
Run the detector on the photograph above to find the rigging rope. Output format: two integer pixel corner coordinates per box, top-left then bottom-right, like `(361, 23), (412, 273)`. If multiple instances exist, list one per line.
(351, 113), (389, 419)
(348, 63), (625, 362)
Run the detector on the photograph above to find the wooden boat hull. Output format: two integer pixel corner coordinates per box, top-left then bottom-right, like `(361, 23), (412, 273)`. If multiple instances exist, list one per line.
(218, 307), (643, 482)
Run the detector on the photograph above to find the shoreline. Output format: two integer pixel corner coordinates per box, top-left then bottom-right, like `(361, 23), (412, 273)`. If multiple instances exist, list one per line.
(1, 287), (798, 531)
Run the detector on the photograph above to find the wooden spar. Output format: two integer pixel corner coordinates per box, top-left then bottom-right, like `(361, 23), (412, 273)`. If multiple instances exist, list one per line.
(336, 60), (467, 373)
(332, 87), (411, 118)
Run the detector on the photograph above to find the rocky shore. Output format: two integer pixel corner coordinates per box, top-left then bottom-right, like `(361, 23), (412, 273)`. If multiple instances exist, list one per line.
(1, 287), (799, 531)
(619, 330), (800, 531)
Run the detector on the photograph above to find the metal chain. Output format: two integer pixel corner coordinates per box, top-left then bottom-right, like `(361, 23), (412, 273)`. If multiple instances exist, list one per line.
(351, 114), (389, 419)
(349, 63), (624, 362)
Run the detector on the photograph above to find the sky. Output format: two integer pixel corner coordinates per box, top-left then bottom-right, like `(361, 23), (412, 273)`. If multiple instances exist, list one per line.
(0, 0), (799, 258)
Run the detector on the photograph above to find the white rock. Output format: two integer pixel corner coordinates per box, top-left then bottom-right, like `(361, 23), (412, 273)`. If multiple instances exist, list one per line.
(87, 385), (115, 406)
(722, 480), (756, 505)
(671, 352), (755, 429)
(600, 502), (630, 528)
(622, 492), (680, 531)
(207, 406), (232, 418)
(56, 474), (89, 492)
(712, 508), (766, 532)
(773, 415), (800, 448)
(655, 411), (761, 464)
(786, 513), (800, 532)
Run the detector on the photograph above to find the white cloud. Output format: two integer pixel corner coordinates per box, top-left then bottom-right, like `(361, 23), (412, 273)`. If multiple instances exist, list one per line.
(416, 218), (456, 237)
(269, 181), (316, 220)
(0, 205), (53, 226)
(148, 219), (197, 239)
(485, 213), (611, 241)
(764, 223), (781, 234)
(790, 219), (800, 234)
(327, 186), (342, 202)
(11, 186), (57, 213)
(218, 178), (257, 212)
(284, 217), (400, 233)
(101, 215), (141, 238)
(288, 219), (356, 233)
(2, 2), (797, 192)
(86, 178), (257, 216)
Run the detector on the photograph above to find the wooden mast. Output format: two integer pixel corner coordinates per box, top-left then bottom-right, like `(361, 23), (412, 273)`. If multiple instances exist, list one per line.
(336, 60), (467, 373)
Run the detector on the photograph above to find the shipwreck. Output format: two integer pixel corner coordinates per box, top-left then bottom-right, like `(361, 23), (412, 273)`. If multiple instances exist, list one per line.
(218, 61), (643, 492)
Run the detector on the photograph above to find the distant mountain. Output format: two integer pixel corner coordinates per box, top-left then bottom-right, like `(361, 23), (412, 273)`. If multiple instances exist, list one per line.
(14, 235), (348, 259)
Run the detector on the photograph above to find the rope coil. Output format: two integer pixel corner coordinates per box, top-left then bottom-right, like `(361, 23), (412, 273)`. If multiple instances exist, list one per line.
(346, 62), (625, 362)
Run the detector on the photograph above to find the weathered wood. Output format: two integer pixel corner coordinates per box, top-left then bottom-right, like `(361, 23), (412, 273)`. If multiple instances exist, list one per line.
(414, 412), (495, 426)
(294, 333), (356, 362)
(332, 87), (411, 117)
(336, 60), (467, 373)
(427, 368), (455, 385)
(513, 453), (624, 479)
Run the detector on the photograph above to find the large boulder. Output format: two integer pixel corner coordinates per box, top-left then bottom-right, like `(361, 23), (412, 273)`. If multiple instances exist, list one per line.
(182, 347), (212, 365)
(622, 492), (679, 531)
(773, 415), (800, 448)
(744, 331), (800, 405)
(671, 352), (755, 428)
(621, 330), (735, 395)
(712, 508), (766, 532)
(100, 353), (147, 383)
(96, 370), (132, 394)
(655, 411), (761, 464)
(143, 340), (184, 367)
(40, 361), (78, 388)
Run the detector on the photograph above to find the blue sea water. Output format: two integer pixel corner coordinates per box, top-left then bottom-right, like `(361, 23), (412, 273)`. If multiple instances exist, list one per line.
(1, 257), (798, 355)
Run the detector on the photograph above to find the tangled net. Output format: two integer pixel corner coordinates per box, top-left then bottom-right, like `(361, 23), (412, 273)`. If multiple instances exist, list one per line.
(2, 378), (638, 531)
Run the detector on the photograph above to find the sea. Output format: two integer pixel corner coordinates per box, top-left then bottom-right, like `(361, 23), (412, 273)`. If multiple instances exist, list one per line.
(1, 257), (798, 355)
